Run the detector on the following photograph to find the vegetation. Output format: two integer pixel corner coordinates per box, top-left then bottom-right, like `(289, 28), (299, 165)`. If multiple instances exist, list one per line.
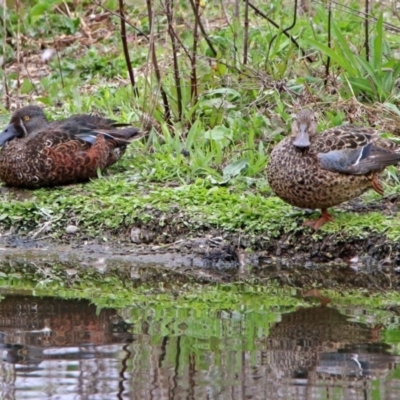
(3, 7), (400, 394)
(0, 270), (399, 334)
(1, 0), (400, 241)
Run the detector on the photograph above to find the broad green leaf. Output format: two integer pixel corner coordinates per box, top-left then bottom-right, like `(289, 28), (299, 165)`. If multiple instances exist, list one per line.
(332, 23), (359, 75)
(355, 56), (383, 98)
(347, 77), (375, 96)
(383, 102), (400, 116)
(203, 88), (241, 99)
(204, 125), (231, 141)
(186, 119), (203, 149)
(302, 37), (356, 75)
(222, 159), (249, 179)
(372, 14), (383, 70)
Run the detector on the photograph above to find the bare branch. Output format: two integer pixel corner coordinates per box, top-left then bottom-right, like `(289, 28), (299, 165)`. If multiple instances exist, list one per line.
(364, 0), (370, 61)
(243, 0), (249, 65)
(118, 0), (138, 95)
(247, 0), (313, 63)
(146, 0), (171, 123)
(165, 0), (183, 122)
(324, 0), (332, 87)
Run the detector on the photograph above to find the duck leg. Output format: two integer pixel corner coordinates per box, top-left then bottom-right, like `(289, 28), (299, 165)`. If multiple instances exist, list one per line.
(371, 174), (384, 196)
(303, 209), (334, 230)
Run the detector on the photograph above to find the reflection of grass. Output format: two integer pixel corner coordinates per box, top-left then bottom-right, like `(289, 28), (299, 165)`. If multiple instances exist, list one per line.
(1, 276), (400, 342)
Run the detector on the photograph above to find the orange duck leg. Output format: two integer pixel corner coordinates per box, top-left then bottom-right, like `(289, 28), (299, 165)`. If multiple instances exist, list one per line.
(303, 209), (334, 230)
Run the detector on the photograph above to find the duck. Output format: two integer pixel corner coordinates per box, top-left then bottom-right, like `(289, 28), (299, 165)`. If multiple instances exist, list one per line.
(0, 105), (142, 188)
(267, 109), (400, 230)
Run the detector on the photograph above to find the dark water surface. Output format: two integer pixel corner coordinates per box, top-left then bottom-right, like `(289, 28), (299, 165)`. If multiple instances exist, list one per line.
(0, 288), (399, 400)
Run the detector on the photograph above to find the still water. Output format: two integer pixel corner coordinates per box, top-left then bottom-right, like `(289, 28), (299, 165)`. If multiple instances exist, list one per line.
(0, 289), (399, 399)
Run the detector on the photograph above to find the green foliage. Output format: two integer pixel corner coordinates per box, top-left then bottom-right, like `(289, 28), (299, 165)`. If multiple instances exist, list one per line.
(304, 15), (400, 103)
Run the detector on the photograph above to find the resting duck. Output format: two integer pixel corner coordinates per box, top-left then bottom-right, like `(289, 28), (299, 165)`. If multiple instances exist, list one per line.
(267, 109), (400, 230)
(0, 105), (142, 188)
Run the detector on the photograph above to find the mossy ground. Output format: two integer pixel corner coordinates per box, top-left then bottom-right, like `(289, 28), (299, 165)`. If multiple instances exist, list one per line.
(1, 1), (400, 267)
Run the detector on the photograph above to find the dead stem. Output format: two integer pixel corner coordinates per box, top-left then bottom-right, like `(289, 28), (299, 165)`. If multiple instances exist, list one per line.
(118, 0), (138, 96)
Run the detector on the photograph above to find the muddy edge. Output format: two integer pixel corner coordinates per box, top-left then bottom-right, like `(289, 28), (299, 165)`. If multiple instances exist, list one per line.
(1, 203), (400, 290)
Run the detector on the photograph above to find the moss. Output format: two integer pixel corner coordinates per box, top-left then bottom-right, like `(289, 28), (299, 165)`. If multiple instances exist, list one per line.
(0, 172), (399, 243)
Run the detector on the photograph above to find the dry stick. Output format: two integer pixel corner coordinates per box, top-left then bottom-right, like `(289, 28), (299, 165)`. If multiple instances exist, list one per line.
(145, 0), (171, 123)
(53, 42), (65, 89)
(316, 0), (400, 34)
(118, 0), (138, 96)
(220, 0), (239, 66)
(2, 1), (10, 109)
(16, 0), (20, 92)
(91, 0), (148, 39)
(165, 0), (183, 122)
(247, 1), (313, 63)
(0, 16), (15, 49)
(324, 0), (332, 87)
(268, 0), (298, 53)
(195, 9), (217, 58)
(234, 0), (240, 18)
(190, 0), (200, 105)
(44, 14), (65, 89)
(243, 0), (249, 65)
(364, 0), (369, 62)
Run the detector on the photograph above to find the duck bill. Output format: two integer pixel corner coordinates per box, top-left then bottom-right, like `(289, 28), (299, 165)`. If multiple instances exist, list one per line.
(293, 124), (310, 148)
(0, 124), (18, 146)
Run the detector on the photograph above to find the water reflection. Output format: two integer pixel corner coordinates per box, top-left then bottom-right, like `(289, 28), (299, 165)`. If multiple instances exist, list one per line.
(0, 293), (398, 399)
(0, 294), (133, 399)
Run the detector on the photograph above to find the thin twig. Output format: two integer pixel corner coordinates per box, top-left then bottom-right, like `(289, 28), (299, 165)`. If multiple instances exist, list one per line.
(2, 0), (10, 109)
(91, 0), (148, 39)
(16, 0), (21, 92)
(45, 14), (64, 89)
(234, 0), (240, 18)
(315, 0), (400, 33)
(53, 42), (65, 89)
(22, 58), (39, 96)
(118, 0), (138, 95)
(324, 0), (332, 87)
(364, 0), (369, 61)
(247, 0), (313, 63)
(145, 0), (171, 123)
(0, 14), (15, 49)
(196, 9), (217, 58)
(165, 0), (183, 122)
(243, 0), (249, 65)
(268, 0), (298, 53)
(189, 0), (200, 105)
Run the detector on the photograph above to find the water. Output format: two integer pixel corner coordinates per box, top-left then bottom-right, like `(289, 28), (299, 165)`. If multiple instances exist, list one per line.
(0, 290), (399, 399)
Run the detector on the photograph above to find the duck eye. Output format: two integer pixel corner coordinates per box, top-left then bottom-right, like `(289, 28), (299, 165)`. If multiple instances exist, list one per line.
(23, 116), (30, 121)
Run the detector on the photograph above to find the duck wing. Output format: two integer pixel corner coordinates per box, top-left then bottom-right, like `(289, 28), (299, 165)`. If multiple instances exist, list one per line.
(313, 126), (400, 174)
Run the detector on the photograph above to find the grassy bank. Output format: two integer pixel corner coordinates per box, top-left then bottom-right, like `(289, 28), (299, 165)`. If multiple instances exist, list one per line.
(1, 171), (400, 242)
(1, 1), (400, 249)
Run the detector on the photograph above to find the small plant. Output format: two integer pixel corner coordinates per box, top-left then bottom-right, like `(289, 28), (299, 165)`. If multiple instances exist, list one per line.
(304, 15), (400, 103)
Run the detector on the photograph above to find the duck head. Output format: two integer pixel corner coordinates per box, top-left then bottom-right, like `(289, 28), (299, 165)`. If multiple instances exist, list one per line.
(292, 109), (317, 148)
(0, 106), (48, 146)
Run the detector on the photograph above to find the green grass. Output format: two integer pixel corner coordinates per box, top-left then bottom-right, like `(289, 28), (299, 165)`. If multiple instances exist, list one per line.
(0, 171), (399, 240)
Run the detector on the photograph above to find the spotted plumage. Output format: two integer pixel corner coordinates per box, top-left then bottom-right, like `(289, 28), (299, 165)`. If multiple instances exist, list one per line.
(0, 106), (142, 188)
(267, 109), (400, 230)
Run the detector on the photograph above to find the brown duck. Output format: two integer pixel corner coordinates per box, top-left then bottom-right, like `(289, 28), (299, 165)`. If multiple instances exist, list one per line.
(0, 105), (142, 188)
(267, 109), (400, 230)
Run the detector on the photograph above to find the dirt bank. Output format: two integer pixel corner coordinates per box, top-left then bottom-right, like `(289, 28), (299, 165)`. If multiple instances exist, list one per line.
(1, 217), (399, 290)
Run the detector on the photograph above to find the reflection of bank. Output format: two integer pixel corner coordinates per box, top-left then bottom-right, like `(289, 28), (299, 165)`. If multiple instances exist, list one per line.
(261, 305), (399, 396)
(0, 294), (133, 369)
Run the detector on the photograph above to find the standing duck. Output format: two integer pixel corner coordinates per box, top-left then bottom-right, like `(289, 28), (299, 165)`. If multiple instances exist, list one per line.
(0, 105), (142, 188)
(267, 109), (400, 230)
